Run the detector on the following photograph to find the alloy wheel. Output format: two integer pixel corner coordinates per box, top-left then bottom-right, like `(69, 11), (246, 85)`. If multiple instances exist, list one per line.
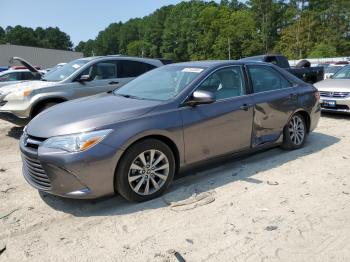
(128, 149), (170, 196)
(288, 115), (305, 146)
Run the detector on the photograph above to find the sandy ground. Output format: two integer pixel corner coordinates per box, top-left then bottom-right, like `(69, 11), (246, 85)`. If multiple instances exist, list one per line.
(0, 114), (350, 262)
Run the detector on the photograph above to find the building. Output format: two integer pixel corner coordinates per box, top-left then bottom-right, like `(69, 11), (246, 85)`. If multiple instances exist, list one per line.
(0, 44), (83, 69)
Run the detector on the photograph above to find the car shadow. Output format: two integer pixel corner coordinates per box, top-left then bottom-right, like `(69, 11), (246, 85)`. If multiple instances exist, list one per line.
(7, 126), (23, 139)
(321, 112), (350, 120)
(40, 131), (340, 217)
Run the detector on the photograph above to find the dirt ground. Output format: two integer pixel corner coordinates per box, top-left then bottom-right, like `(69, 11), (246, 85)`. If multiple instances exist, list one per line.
(0, 114), (349, 262)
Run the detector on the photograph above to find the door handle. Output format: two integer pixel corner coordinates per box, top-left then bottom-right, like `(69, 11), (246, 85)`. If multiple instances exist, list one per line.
(240, 104), (251, 111)
(109, 81), (119, 85)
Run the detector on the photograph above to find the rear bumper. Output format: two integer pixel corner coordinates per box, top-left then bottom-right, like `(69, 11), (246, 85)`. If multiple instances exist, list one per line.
(0, 111), (30, 126)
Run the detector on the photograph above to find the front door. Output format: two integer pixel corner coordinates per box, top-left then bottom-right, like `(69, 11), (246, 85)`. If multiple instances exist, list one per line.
(72, 60), (122, 98)
(181, 66), (254, 164)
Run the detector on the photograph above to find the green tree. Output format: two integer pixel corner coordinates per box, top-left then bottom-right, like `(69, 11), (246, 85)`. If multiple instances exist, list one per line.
(309, 42), (337, 58)
(0, 26), (5, 43)
(4, 25), (39, 47)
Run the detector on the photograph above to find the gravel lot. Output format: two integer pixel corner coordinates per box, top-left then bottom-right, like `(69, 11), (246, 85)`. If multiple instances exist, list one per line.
(0, 114), (349, 262)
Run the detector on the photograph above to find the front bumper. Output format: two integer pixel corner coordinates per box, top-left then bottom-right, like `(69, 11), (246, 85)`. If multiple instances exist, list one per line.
(320, 97), (350, 114)
(19, 133), (124, 199)
(0, 111), (30, 125)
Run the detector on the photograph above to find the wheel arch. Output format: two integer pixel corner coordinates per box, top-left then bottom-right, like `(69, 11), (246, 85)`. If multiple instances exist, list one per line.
(294, 109), (311, 133)
(113, 134), (181, 193)
(30, 96), (68, 118)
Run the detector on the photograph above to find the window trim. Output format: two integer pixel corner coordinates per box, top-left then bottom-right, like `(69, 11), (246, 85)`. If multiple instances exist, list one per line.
(246, 65), (293, 94)
(181, 65), (249, 105)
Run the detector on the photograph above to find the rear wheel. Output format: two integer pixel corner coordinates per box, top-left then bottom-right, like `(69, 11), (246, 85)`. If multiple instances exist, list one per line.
(115, 139), (175, 202)
(282, 113), (307, 150)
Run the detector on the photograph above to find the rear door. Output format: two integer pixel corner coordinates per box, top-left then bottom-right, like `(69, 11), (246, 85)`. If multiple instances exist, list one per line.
(181, 66), (254, 164)
(247, 65), (297, 147)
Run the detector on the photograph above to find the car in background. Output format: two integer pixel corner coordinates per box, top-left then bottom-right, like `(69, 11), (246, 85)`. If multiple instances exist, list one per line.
(0, 67), (9, 73)
(324, 65), (345, 79)
(0, 57), (45, 88)
(0, 56), (168, 125)
(20, 60), (320, 202)
(315, 65), (350, 113)
(0, 69), (45, 88)
(241, 54), (324, 83)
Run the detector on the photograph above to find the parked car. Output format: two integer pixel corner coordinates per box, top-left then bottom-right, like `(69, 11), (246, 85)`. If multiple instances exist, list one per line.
(241, 54), (324, 83)
(314, 65), (350, 113)
(20, 61), (321, 202)
(324, 65), (345, 80)
(0, 56), (167, 125)
(0, 69), (43, 88)
(0, 66), (9, 73)
(0, 57), (45, 88)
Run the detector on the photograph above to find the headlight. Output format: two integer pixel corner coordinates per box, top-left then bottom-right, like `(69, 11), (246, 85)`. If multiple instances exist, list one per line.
(42, 129), (112, 152)
(5, 88), (32, 100)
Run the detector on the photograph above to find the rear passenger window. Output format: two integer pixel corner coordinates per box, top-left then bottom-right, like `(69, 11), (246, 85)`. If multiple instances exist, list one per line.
(22, 72), (36, 80)
(118, 60), (156, 78)
(248, 66), (291, 93)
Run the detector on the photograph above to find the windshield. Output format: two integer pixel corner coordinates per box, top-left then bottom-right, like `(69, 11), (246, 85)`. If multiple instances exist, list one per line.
(114, 65), (206, 101)
(332, 65), (350, 79)
(325, 66), (343, 74)
(42, 59), (90, 82)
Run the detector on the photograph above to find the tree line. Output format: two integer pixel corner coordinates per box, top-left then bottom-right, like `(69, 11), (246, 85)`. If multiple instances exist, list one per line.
(75, 0), (350, 61)
(0, 25), (73, 50)
(1, 1), (350, 61)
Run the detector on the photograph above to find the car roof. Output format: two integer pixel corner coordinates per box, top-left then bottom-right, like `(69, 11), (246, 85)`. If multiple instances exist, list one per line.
(0, 69), (30, 75)
(166, 60), (270, 68)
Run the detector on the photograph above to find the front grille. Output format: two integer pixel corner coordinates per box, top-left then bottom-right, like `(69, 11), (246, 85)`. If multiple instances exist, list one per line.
(22, 154), (51, 190)
(320, 91), (350, 98)
(22, 134), (50, 190)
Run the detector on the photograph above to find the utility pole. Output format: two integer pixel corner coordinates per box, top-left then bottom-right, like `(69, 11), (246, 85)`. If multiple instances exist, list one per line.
(228, 38), (231, 60)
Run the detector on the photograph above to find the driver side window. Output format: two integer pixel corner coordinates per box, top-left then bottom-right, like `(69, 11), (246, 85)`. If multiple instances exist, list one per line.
(79, 61), (118, 81)
(196, 66), (245, 100)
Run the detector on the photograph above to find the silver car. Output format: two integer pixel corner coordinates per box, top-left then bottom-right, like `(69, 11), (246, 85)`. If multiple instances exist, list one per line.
(315, 65), (350, 113)
(0, 56), (166, 125)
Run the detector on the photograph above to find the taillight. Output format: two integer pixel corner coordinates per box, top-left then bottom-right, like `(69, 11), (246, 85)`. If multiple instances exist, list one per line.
(314, 91), (320, 100)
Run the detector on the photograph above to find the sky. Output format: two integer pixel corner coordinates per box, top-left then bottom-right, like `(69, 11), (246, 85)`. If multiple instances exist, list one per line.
(0, 0), (218, 46)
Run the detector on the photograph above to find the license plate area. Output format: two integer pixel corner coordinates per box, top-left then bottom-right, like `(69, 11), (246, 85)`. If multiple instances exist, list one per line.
(322, 100), (336, 107)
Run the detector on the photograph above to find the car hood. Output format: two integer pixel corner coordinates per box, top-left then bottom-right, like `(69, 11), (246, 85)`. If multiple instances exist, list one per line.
(314, 79), (350, 92)
(0, 80), (57, 95)
(26, 94), (162, 138)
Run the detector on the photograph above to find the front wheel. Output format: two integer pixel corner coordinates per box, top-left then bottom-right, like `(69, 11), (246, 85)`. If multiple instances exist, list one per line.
(115, 139), (175, 202)
(282, 113), (307, 150)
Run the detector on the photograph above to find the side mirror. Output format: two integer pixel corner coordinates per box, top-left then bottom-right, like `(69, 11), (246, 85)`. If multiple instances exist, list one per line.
(184, 90), (216, 106)
(77, 74), (92, 83)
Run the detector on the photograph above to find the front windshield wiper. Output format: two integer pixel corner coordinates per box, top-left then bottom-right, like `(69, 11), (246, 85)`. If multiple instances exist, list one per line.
(115, 93), (145, 100)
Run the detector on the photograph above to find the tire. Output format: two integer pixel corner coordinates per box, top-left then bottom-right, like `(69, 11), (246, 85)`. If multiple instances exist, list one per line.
(115, 139), (175, 202)
(33, 102), (58, 118)
(281, 113), (307, 150)
(295, 59), (311, 68)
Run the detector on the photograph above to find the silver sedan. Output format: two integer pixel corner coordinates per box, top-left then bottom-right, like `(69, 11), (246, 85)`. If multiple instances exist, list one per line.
(315, 65), (350, 114)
